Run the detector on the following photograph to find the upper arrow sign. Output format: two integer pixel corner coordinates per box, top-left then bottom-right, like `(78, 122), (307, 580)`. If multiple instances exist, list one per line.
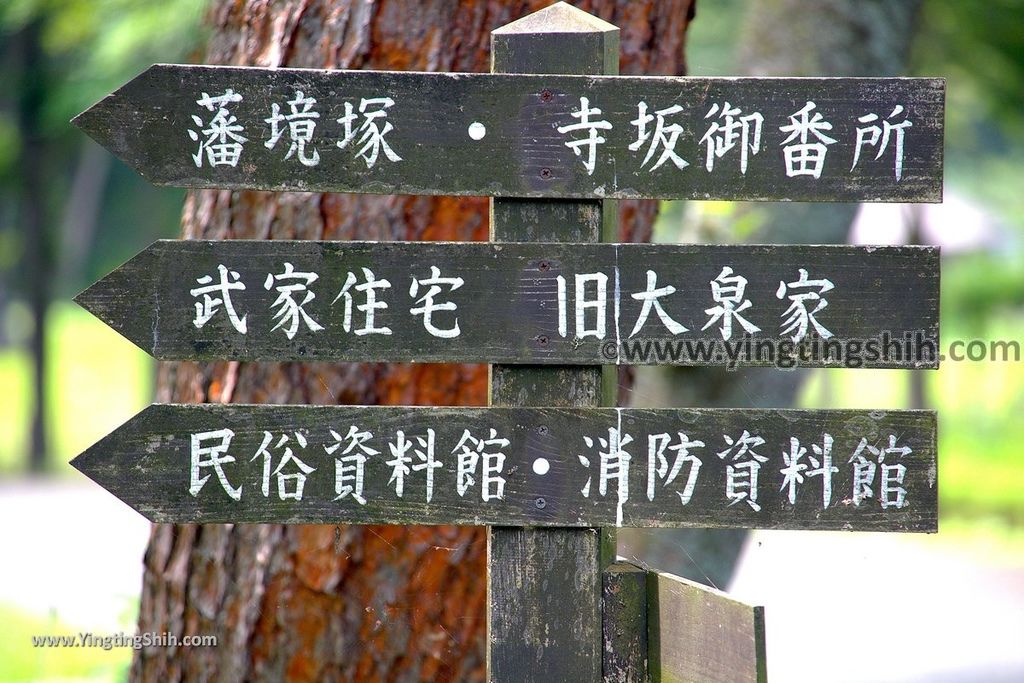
(75, 240), (940, 367)
(73, 65), (944, 201)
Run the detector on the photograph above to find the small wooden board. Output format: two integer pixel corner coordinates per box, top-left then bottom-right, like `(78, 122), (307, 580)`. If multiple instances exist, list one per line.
(648, 569), (767, 683)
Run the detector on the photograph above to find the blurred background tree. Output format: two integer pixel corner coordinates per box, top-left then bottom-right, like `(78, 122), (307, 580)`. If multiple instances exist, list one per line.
(621, 0), (926, 589)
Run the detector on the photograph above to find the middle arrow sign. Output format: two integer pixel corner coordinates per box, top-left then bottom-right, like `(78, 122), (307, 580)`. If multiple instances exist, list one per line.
(76, 240), (939, 367)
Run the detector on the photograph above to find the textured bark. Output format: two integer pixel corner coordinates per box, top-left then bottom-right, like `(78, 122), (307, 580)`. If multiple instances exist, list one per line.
(131, 2), (692, 681)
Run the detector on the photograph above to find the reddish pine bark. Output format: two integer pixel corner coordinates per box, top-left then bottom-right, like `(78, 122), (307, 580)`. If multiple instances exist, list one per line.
(132, 2), (693, 681)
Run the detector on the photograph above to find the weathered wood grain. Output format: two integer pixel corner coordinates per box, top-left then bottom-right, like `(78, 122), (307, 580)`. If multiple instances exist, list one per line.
(75, 240), (941, 368)
(648, 569), (767, 683)
(486, 8), (616, 682)
(71, 404), (938, 531)
(73, 66), (944, 202)
(603, 562), (649, 683)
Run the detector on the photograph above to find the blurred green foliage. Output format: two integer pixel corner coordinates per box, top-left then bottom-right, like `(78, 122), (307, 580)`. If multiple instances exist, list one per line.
(0, 302), (152, 473)
(0, 0), (208, 140)
(0, 601), (132, 682)
(943, 252), (1024, 329)
(0, 0), (206, 301)
(912, 0), (1024, 304)
(914, 0), (1024, 139)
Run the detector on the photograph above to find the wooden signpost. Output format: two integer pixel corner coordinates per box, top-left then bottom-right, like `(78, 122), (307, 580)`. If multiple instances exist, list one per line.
(76, 240), (939, 367)
(71, 403), (937, 529)
(71, 3), (945, 681)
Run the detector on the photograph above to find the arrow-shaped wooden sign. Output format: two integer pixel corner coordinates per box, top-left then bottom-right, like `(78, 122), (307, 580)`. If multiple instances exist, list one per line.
(73, 65), (944, 201)
(646, 566), (768, 683)
(75, 240), (940, 367)
(72, 404), (937, 530)
(602, 561), (769, 683)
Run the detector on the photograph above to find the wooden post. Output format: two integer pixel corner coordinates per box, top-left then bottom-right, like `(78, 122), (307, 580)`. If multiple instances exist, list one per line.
(487, 4), (619, 681)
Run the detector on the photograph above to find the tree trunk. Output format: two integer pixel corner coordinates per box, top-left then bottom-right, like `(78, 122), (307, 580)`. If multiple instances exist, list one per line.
(15, 17), (51, 473)
(131, 2), (693, 681)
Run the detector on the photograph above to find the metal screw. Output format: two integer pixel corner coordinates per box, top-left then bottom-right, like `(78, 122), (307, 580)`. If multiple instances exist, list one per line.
(538, 425), (548, 435)
(540, 167), (552, 179)
(538, 335), (549, 345)
(540, 89), (553, 102)
(539, 260), (550, 271)
(535, 497), (547, 509)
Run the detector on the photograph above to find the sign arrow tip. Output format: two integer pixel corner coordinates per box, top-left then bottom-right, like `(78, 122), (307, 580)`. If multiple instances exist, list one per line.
(70, 65), (163, 182)
(73, 244), (160, 358)
(70, 97), (116, 153)
(69, 405), (164, 522)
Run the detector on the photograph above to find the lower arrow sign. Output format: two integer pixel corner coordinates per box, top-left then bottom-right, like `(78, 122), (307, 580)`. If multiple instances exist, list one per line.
(72, 404), (937, 530)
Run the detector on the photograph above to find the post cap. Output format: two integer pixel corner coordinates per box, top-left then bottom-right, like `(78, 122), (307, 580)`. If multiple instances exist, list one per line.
(492, 2), (617, 36)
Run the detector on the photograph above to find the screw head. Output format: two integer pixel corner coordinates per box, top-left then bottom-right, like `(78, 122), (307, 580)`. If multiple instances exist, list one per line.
(540, 89), (553, 102)
(535, 497), (547, 509)
(540, 167), (552, 179)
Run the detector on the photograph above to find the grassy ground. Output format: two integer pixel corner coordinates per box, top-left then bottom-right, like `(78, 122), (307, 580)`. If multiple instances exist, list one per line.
(0, 603), (132, 682)
(0, 302), (147, 681)
(0, 301), (152, 475)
